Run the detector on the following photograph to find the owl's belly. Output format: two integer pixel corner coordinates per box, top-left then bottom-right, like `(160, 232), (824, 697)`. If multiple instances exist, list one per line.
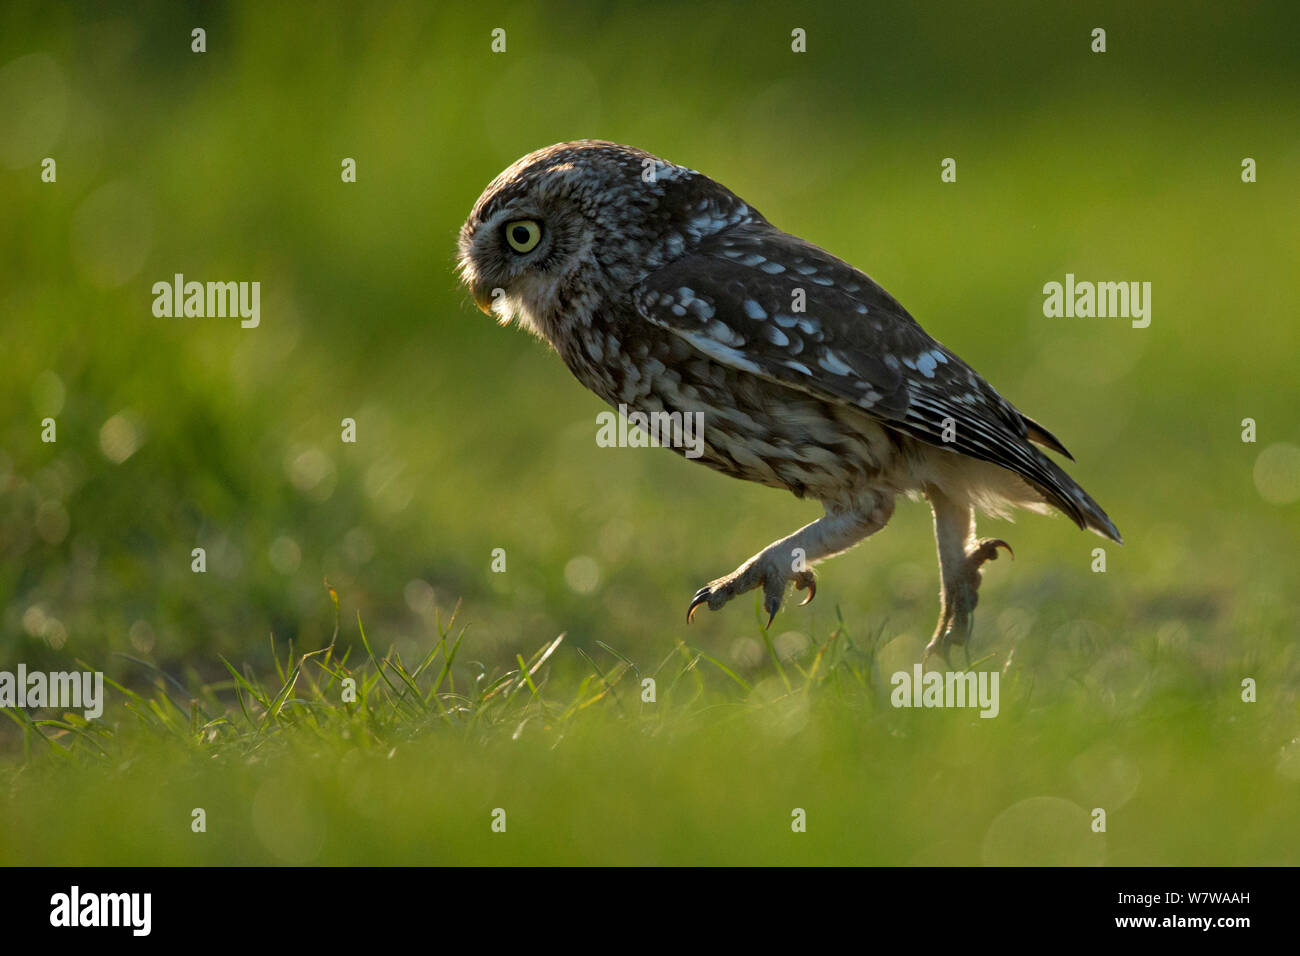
(563, 323), (913, 509)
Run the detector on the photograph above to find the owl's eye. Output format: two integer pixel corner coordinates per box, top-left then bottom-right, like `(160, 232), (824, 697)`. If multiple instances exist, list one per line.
(504, 219), (542, 254)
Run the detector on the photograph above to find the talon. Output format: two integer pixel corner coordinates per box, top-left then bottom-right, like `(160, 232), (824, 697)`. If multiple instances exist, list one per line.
(687, 588), (710, 624)
(922, 638), (950, 669)
(764, 595), (781, 630)
(976, 538), (1013, 563)
(795, 573), (817, 606)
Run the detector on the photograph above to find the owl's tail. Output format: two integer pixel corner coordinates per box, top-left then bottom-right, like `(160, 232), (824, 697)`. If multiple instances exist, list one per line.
(1025, 449), (1123, 544)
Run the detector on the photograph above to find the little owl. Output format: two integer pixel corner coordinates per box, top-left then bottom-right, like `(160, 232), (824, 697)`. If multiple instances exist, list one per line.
(457, 141), (1121, 660)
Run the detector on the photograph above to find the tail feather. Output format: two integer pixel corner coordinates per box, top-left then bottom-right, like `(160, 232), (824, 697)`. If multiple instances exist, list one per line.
(1026, 450), (1122, 544)
(1021, 414), (1075, 461)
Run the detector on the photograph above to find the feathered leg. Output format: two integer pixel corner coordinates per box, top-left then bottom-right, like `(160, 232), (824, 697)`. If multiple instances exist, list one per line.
(688, 494), (894, 628)
(924, 488), (1012, 663)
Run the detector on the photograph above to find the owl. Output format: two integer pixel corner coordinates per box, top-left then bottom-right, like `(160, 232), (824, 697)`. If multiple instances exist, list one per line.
(457, 141), (1121, 660)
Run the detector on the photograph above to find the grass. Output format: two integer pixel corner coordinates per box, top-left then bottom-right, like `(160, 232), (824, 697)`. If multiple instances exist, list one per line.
(3, 582), (1297, 866)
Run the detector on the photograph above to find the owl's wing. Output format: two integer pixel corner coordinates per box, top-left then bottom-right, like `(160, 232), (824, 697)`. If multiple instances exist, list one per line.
(631, 222), (1117, 538)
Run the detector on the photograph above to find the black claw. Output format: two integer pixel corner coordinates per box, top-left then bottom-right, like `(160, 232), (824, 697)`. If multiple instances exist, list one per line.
(763, 595), (782, 629)
(983, 538), (1013, 562)
(687, 588), (711, 624)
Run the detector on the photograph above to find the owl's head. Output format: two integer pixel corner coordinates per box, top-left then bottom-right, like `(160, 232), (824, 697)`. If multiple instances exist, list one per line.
(457, 140), (753, 336)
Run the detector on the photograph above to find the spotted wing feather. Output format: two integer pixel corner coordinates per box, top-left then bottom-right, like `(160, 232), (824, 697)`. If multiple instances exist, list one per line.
(631, 222), (1120, 541)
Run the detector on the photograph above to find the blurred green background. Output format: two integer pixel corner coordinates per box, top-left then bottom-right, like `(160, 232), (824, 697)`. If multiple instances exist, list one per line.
(1, 0), (1298, 865)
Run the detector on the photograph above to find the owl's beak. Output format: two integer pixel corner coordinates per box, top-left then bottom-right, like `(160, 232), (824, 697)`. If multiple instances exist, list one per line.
(472, 286), (495, 316)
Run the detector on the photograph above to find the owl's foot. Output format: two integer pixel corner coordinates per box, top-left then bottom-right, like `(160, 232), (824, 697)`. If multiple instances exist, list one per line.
(687, 556), (816, 628)
(923, 537), (1012, 664)
(685, 506), (890, 628)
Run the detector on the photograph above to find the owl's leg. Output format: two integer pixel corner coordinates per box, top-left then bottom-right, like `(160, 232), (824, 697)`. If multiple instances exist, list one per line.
(687, 495), (893, 628)
(923, 489), (1012, 664)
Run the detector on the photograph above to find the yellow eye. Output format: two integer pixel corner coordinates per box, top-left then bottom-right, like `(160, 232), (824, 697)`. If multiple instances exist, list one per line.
(504, 219), (542, 253)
